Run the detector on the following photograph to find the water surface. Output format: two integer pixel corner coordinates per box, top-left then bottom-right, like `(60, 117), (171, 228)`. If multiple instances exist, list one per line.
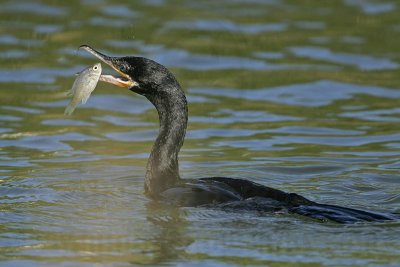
(0, 1), (400, 266)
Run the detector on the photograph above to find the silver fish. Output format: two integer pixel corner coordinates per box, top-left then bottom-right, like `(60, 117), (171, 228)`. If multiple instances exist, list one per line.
(64, 63), (102, 115)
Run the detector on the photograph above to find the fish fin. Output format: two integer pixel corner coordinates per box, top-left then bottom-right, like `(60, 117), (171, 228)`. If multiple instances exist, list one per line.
(75, 69), (85, 76)
(64, 104), (76, 116)
(67, 80), (79, 96)
(66, 90), (74, 97)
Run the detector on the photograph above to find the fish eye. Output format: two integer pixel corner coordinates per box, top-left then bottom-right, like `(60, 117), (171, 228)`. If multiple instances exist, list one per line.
(93, 66), (98, 70)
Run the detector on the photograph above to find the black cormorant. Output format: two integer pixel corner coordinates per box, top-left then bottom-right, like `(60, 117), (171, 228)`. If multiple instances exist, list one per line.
(79, 45), (397, 223)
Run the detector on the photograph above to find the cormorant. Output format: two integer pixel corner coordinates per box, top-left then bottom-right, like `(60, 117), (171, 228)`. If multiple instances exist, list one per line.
(79, 45), (397, 223)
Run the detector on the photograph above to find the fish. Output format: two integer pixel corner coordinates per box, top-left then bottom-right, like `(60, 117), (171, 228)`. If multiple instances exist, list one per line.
(64, 63), (102, 115)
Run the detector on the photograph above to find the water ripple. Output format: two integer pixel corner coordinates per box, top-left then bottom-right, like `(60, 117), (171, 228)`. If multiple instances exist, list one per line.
(344, 0), (396, 14)
(89, 17), (131, 28)
(187, 128), (264, 140)
(106, 40), (337, 71)
(2, 106), (43, 115)
(213, 133), (400, 151)
(0, 50), (30, 59)
(35, 94), (152, 114)
(0, 66), (83, 84)
(340, 107), (400, 122)
(165, 19), (288, 34)
(1, 2), (67, 16)
(100, 5), (139, 17)
(289, 46), (399, 70)
(41, 119), (96, 127)
(0, 133), (100, 152)
(0, 34), (43, 46)
(190, 80), (400, 107)
(266, 126), (364, 135)
(93, 115), (154, 127)
(104, 130), (157, 142)
(190, 109), (301, 123)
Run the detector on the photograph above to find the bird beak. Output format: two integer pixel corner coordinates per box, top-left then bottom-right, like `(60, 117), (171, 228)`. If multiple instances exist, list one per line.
(79, 45), (136, 89)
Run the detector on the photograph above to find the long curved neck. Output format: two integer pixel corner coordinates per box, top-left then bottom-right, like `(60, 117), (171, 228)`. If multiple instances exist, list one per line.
(144, 86), (188, 198)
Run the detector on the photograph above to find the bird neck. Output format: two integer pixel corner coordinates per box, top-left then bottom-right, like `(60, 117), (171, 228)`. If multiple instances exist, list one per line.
(145, 87), (188, 198)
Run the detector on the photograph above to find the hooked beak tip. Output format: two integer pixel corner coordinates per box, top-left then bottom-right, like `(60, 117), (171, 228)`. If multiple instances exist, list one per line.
(78, 44), (94, 54)
(79, 44), (114, 65)
(79, 44), (89, 49)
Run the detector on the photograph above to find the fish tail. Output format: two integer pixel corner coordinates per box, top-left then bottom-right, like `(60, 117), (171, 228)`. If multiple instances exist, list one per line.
(64, 104), (76, 116)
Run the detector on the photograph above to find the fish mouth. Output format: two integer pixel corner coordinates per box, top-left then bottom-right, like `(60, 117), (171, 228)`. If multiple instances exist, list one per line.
(79, 45), (136, 89)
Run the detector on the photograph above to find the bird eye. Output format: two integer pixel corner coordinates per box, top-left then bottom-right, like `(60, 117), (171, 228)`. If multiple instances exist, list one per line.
(93, 66), (98, 70)
(120, 64), (128, 73)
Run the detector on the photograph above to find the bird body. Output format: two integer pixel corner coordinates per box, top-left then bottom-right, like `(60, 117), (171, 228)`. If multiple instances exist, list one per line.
(79, 45), (398, 223)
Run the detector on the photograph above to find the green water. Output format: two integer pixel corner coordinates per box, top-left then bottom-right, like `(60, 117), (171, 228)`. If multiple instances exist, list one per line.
(1, 0), (400, 266)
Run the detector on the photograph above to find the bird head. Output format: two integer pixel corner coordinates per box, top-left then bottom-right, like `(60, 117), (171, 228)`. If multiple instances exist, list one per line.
(79, 45), (180, 98)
